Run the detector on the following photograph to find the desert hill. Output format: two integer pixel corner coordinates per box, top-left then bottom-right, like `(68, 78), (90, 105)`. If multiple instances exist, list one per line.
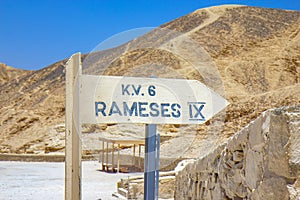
(0, 61), (66, 153)
(0, 5), (299, 156)
(0, 63), (30, 85)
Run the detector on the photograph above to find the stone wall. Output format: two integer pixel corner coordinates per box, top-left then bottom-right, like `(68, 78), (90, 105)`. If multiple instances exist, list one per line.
(175, 106), (300, 200)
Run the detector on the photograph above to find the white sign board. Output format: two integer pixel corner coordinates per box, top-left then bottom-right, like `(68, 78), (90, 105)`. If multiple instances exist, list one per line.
(80, 75), (228, 124)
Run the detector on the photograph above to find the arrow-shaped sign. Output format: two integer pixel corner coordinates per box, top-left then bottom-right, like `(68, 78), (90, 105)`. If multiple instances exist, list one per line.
(80, 75), (229, 124)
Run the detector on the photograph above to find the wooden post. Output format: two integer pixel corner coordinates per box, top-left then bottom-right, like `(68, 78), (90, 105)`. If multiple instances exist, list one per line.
(117, 144), (120, 173)
(138, 144), (142, 169)
(133, 144), (136, 166)
(65, 52), (82, 200)
(112, 143), (115, 172)
(102, 140), (104, 170)
(106, 142), (108, 171)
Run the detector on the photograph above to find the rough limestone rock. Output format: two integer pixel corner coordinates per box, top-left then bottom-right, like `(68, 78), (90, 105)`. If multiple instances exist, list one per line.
(175, 106), (300, 200)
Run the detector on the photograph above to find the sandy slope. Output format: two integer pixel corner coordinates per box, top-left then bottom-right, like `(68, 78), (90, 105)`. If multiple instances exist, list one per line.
(0, 161), (136, 199)
(0, 6), (299, 163)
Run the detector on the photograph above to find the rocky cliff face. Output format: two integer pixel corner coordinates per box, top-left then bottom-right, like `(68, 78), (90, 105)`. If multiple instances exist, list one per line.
(0, 5), (299, 156)
(175, 106), (300, 200)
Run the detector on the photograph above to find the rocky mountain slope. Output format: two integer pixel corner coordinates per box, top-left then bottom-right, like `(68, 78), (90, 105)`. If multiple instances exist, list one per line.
(0, 5), (299, 156)
(0, 63), (30, 85)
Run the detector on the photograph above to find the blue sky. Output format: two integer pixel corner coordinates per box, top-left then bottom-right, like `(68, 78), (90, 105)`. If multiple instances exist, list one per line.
(1, 0), (299, 70)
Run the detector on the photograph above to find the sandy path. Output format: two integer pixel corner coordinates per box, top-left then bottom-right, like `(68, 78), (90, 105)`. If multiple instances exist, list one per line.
(0, 161), (142, 200)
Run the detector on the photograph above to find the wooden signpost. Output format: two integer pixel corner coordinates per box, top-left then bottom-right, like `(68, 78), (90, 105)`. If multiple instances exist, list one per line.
(65, 52), (229, 200)
(65, 53), (82, 200)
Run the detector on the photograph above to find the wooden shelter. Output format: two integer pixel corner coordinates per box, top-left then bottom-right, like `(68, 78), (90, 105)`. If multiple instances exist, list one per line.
(99, 137), (145, 173)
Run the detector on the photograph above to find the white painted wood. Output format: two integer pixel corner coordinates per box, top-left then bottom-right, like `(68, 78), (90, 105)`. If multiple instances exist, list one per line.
(80, 75), (228, 124)
(65, 52), (82, 200)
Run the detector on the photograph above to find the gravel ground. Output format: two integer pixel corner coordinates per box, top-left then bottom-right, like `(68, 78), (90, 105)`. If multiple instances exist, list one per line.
(0, 161), (142, 200)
